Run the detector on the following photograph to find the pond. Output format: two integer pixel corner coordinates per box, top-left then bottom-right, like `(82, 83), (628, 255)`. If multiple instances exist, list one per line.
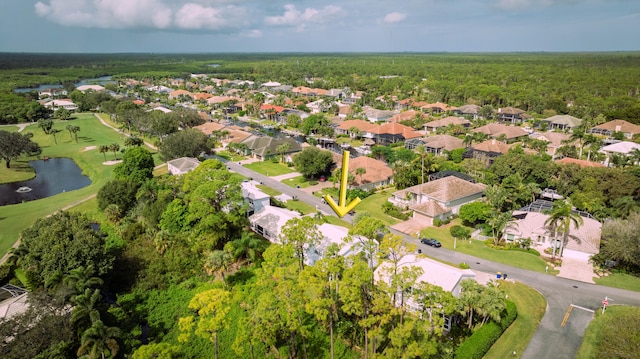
(13, 76), (115, 93)
(0, 158), (91, 206)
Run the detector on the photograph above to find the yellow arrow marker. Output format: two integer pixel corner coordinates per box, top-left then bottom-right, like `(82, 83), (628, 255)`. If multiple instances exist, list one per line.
(324, 151), (361, 218)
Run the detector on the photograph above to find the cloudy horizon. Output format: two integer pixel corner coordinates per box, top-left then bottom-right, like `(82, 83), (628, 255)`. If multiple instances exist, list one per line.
(1, 0), (638, 53)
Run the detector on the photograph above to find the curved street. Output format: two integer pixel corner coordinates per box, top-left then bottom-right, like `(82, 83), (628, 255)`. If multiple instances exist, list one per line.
(221, 158), (640, 359)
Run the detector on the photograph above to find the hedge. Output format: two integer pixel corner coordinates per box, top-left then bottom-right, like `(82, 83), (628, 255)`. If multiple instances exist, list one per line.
(455, 300), (517, 359)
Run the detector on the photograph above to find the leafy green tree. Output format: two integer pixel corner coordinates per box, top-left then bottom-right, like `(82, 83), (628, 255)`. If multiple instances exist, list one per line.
(230, 232), (268, 264)
(598, 212), (640, 271)
(159, 128), (210, 161)
(293, 147), (334, 179)
(280, 216), (323, 271)
(349, 216), (388, 269)
(71, 288), (102, 330)
(14, 211), (113, 288)
(487, 211), (516, 246)
(113, 147), (155, 184)
(124, 136), (143, 147)
(180, 159), (248, 250)
(55, 108), (72, 121)
(132, 343), (181, 359)
(179, 288), (231, 359)
(300, 245), (344, 359)
(97, 179), (140, 214)
(458, 201), (492, 226)
(450, 225), (472, 241)
(276, 141), (291, 163)
(0, 130), (41, 168)
(0, 291), (75, 359)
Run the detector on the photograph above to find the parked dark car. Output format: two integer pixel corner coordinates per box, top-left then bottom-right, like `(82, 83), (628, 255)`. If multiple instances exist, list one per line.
(420, 238), (442, 247)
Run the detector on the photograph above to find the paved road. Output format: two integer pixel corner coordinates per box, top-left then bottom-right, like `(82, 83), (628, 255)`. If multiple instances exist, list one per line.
(221, 158), (640, 359)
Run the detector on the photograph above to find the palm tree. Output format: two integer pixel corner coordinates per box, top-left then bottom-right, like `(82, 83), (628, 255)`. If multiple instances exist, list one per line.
(231, 232), (268, 264)
(612, 196), (640, 219)
(275, 142), (290, 163)
(355, 167), (366, 186)
(99, 145), (109, 161)
(71, 288), (102, 328)
(487, 211), (517, 246)
(544, 199), (584, 258)
(77, 320), (120, 359)
(567, 126), (587, 158)
(50, 128), (61, 144)
(204, 245), (234, 283)
(108, 143), (120, 160)
(629, 148), (640, 166)
(64, 265), (103, 297)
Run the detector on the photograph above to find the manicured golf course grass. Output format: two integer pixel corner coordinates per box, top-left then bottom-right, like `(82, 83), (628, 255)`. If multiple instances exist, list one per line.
(0, 113), (158, 257)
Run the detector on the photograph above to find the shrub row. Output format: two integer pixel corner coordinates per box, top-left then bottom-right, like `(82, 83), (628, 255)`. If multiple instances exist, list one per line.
(455, 300), (518, 359)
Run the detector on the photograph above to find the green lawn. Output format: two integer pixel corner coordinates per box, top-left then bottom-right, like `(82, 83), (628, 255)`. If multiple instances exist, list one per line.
(575, 306), (640, 359)
(484, 282), (546, 359)
(0, 113), (158, 257)
(215, 150), (246, 162)
(256, 185), (282, 197)
(244, 161), (294, 176)
(285, 199), (316, 215)
(282, 176), (314, 188)
(317, 188), (400, 226)
(419, 221), (553, 274)
(0, 124), (20, 132)
(594, 271), (640, 292)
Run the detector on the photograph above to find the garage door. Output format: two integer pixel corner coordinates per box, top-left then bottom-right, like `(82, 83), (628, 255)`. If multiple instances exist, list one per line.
(562, 249), (591, 262)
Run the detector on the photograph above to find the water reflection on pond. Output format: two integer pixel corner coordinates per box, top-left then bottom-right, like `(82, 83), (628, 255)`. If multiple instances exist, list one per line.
(0, 158), (91, 206)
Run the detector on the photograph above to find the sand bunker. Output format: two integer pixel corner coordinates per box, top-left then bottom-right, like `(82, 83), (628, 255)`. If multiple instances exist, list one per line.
(83, 145), (97, 151)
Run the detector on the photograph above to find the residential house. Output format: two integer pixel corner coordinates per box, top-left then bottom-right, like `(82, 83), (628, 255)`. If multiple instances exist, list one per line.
(389, 176), (487, 225)
(465, 139), (514, 164)
(38, 87), (68, 99)
(456, 104), (483, 120)
(590, 119), (640, 139)
(337, 104), (353, 119)
(348, 156), (393, 190)
(504, 208), (601, 262)
(362, 106), (397, 122)
(259, 104), (285, 121)
(242, 181), (271, 216)
(554, 158), (605, 168)
(76, 84), (106, 93)
(169, 89), (193, 100)
(374, 254), (476, 330)
(420, 135), (465, 155)
(388, 110), (427, 123)
(342, 90), (363, 105)
(220, 128), (253, 150)
(194, 122), (227, 137)
(0, 285), (29, 321)
(420, 102), (455, 114)
(367, 122), (422, 145)
(529, 132), (571, 158)
(292, 86), (328, 97)
(540, 115), (583, 132)
(192, 92), (213, 102)
(249, 206), (300, 242)
(335, 119), (378, 138)
(43, 99), (78, 111)
(241, 136), (301, 161)
(472, 123), (528, 142)
(146, 85), (173, 94)
(167, 157), (200, 175)
(424, 116), (470, 133)
(599, 141), (640, 166)
(497, 107), (530, 123)
(307, 223), (371, 266)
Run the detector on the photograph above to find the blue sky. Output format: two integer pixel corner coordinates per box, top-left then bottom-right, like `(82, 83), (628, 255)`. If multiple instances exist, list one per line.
(1, 0), (639, 53)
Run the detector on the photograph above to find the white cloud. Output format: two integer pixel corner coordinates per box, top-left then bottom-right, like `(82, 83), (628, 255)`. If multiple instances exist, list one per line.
(493, 0), (580, 11)
(382, 12), (407, 24)
(264, 4), (345, 31)
(241, 29), (263, 38)
(34, 0), (246, 32)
